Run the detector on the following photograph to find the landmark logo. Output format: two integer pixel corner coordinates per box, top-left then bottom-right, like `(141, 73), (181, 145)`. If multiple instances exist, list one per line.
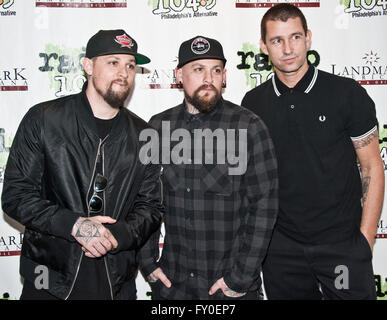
(0, 232), (23, 257)
(331, 51), (387, 85)
(0, 68), (28, 91)
(377, 219), (387, 238)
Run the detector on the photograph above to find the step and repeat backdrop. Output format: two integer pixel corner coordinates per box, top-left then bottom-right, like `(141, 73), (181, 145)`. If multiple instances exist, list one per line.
(0, 0), (387, 300)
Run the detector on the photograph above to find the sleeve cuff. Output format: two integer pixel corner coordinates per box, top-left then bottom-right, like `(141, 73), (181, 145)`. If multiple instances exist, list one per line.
(223, 274), (245, 293)
(140, 261), (160, 279)
(350, 125), (377, 141)
(50, 209), (81, 242)
(104, 221), (132, 254)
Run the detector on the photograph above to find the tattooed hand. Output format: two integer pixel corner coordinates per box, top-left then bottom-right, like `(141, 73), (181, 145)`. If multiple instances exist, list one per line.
(209, 277), (247, 298)
(71, 216), (118, 258)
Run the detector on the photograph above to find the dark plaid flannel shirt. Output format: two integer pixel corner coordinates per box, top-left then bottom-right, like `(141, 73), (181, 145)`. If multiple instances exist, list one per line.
(138, 98), (278, 299)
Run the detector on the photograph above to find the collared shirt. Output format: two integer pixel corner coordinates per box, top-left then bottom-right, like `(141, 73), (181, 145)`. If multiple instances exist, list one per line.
(241, 65), (377, 244)
(138, 98), (278, 299)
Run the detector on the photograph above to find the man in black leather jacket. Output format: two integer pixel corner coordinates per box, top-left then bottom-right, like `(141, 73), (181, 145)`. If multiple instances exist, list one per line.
(1, 30), (163, 300)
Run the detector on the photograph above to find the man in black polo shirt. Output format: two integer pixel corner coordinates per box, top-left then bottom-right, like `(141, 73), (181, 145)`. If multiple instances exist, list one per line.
(241, 4), (384, 300)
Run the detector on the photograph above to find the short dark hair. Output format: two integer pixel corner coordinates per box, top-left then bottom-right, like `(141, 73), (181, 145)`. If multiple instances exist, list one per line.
(261, 4), (308, 43)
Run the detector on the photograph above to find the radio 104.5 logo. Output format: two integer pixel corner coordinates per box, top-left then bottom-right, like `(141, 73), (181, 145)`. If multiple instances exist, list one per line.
(39, 44), (86, 97)
(149, 0), (218, 19)
(0, 0), (16, 16)
(340, 0), (387, 17)
(237, 42), (320, 89)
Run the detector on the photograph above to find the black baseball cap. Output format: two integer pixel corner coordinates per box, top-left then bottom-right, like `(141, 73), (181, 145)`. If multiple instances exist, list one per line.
(177, 35), (227, 68)
(85, 29), (150, 65)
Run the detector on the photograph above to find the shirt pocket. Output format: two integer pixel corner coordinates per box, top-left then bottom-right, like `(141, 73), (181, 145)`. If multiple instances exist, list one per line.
(201, 164), (233, 196)
(162, 164), (182, 192)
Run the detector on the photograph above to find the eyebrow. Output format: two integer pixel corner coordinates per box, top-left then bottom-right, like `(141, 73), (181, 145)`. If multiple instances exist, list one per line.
(269, 32), (304, 41)
(191, 62), (223, 68)
(105, 55), (136, 63)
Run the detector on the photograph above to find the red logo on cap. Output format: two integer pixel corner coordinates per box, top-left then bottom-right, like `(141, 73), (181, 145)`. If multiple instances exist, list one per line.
(114, 34), (134, 48)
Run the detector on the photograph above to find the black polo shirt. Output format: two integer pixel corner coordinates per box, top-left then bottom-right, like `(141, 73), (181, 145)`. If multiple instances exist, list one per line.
(241, 65), (377, 244)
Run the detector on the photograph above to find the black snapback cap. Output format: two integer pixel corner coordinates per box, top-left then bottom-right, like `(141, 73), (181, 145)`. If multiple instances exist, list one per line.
(85, 29), (150, 65)
(177, 35), (227, 68)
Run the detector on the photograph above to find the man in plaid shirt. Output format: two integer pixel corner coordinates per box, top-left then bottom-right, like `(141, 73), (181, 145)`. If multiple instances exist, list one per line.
(138, 36), (278, 300)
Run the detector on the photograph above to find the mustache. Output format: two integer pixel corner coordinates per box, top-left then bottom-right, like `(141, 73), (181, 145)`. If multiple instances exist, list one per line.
(197, 84), (217, 91)
(112, 79), (129, 86)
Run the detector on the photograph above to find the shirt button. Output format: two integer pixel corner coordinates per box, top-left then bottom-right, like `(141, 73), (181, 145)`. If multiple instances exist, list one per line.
(190, 272), (195, 278)
(186, 187), (191, 192)
(290, 105), (295, 109)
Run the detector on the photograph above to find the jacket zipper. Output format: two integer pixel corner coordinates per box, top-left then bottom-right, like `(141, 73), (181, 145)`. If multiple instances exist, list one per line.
(159, 166), (164, 205)
(65, 138), (106, 300)
(101, 142), (114, 300)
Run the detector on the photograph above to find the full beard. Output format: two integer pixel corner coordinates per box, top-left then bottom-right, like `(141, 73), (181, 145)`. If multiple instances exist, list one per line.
(184, 84), (221, 114)
(94, 79), (131, 109)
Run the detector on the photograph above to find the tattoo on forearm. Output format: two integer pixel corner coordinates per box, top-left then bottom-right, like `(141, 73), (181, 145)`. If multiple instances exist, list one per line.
(362, 176), (371, 204)
(353, 130), (378, 150)
(75, 218), (101, 243)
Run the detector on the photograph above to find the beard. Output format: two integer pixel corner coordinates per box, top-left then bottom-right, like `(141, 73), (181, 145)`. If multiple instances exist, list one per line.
(184, 84), (221, 114)
(94, 79), (131, 109)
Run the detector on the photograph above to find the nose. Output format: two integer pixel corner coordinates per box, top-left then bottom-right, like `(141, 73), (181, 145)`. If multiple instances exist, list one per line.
(282, 39), (293, 55)
(203, 69), (213, 85)
(118, 64), (129, 79)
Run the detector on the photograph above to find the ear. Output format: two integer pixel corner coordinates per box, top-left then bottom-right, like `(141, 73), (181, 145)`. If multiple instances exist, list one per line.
(306, 29), (312, 50)
(82, 57), (93, 76)
(260, 39), (269, 55)
(175, 67), (183, 85)
(222, 68), (227, 86)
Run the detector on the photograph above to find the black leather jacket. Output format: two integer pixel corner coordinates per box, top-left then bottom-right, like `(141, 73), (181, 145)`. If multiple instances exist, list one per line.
(1, 85), (163, 299)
